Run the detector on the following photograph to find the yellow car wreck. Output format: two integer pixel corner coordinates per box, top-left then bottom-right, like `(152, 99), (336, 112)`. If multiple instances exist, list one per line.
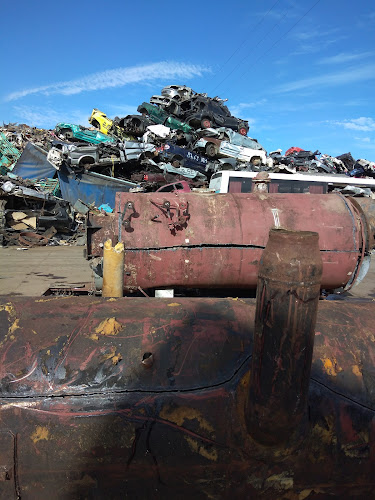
(88, 109), (113, 135)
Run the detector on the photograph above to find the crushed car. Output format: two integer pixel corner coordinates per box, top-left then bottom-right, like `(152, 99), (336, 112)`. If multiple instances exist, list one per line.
(193, 127), (271, 167)
(55, 123), (116, 145)
(137, 102), (193, 133)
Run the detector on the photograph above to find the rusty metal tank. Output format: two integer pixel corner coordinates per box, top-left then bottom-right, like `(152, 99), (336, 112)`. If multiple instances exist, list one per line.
(86, 192), (374, 291)
(1, 292), (375, 497)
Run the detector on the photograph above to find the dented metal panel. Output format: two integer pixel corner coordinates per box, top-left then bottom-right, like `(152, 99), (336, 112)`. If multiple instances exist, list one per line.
(85, 192), (369, 290)
(0, 296), (375, 498)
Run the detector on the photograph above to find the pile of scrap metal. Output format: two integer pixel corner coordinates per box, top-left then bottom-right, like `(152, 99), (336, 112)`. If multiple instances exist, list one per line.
(0, 172), (81, 247)
(2, 84), (375, 224)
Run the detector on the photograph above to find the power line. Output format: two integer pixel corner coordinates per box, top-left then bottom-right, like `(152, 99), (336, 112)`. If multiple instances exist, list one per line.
(222, 0), (322, 96)
(208, 0), (282, 93)
(210, 6), (290, 95)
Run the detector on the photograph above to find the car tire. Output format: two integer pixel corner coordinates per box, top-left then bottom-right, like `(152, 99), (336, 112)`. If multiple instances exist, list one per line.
(171, 155), (184, 168)
(92, 120), (100, 130)
(205, 143), (217, 158)
(201, 118), (211, 129)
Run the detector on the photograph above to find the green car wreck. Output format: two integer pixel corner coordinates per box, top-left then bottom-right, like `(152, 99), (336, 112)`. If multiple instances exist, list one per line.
(55, 123), (116, 145)
(137, 102), (193, 133)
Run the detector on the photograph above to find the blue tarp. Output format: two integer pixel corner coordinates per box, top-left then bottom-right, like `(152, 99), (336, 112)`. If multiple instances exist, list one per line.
(57, 166), (137, 207)
(12, 142), (57, 179)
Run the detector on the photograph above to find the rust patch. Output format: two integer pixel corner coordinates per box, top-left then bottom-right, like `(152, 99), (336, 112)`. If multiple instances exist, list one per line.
(95, 317), (123, 336)
(31, 426), (50, 443)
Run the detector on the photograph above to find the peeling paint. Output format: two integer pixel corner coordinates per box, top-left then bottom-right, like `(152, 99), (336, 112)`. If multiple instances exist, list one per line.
(35, 297), (71, 303)
(352, 364), (362, 377)
(101, 346), (122, 365)
(95, 317), (123, 336)
(185, 436), (218, 461)
(31, 426), (50, 443)
(160, 405), (214, 434)
(321, 357), (342, 376)
(264, 472), (293, 491)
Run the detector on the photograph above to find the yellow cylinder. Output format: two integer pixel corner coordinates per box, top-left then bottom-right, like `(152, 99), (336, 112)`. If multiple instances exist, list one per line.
(102, 239), (125, 297)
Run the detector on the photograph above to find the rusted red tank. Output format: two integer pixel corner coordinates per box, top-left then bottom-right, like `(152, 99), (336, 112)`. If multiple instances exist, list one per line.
(0, 295), (374, 498)
(86, 192), (373, 291)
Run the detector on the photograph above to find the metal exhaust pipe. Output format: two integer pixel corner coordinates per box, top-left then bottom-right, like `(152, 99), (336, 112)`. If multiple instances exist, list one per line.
(247, 228), (322, 445)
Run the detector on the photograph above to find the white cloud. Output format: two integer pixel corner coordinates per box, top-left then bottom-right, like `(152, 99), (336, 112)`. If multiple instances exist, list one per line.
(5, 62), (210, 102)
(273, 63), (375, 93)
(12, 106), (90, 128)
(318, 52), (373, 65)
(329, 117), (375, 132)
(230, 99), (267, 117)
(292, 27), (340, 41)
(355, 137), (371, 143)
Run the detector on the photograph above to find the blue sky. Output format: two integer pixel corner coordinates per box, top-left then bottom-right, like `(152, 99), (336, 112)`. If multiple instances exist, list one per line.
(1, 0), (375, 160)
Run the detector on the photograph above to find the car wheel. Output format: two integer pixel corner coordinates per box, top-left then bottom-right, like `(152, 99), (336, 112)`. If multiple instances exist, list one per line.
(92, 120), (100, 130)
(205, 143), (217, 158)
(171, 155), (183, 168)
(221, 163), (233, 170)
(239, 127), (247, 136)
(201, 118), (211, 129)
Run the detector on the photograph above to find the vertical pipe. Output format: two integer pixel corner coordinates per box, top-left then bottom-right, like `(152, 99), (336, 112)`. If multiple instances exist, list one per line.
(247, 229), (322, 445)
(102, 239), (125, 298)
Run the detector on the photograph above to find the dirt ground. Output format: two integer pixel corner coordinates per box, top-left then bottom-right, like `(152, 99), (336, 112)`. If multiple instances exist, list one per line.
(0, 246), (92, 296)
(0, 246), (374, 299)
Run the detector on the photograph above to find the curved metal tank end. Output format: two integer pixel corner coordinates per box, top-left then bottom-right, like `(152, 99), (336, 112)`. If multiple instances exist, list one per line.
(247, 228), (323, 446)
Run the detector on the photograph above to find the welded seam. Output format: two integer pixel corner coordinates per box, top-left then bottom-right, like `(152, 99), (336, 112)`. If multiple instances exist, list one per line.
(0, 354), (253, 401)
(1, 359), (375, 415)
(124, 244), (359, 254)
(309, 377), (375, 413)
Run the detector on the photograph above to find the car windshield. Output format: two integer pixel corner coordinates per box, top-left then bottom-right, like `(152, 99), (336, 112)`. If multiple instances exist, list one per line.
(224, 129), (263, 150)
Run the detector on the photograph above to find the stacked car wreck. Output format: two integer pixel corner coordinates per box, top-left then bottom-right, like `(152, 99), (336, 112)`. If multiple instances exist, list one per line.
(1, 83), (375, 250)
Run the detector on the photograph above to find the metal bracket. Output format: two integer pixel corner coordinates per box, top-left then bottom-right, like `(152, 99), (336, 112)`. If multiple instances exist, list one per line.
(118, 201), (137, 240)
(150, 199), (190, 232)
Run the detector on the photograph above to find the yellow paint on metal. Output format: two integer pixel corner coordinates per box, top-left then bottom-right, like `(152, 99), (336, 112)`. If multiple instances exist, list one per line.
(185, 436), (218, 461)
(167, 303), (181, 307)
(31, 426), (49, 443)
(321, 357), (342, 376)
(0, 303), (21, 345)
(101, 346), (122, 365)
(95, 317), (123, 336)
(352, 364), (362, 377)
(264, 472), (294, 491)
(35, 296), (71, 302)
(160, 405), (214, 433)
(102, 239), (125, 298)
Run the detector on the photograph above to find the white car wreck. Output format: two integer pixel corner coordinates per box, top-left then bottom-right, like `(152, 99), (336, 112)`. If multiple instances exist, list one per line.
(194, 127), (273, 168)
